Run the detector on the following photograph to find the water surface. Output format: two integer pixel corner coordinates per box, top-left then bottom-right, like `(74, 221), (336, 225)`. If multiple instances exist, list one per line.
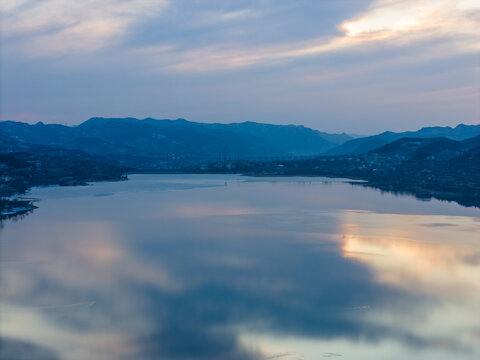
(1, 174), (479, 360)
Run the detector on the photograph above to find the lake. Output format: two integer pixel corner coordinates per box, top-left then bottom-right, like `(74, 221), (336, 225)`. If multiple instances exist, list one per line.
(1, 174), (479, 360)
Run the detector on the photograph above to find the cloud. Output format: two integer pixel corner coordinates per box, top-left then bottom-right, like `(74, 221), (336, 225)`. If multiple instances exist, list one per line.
(148, 0), (480, 72)
(340, 0), (480, 41)
(2, 0), (169, 55)
(199, 8), (259, 26)
(3, 0), (479, 69)
(1, 0), (478, 130)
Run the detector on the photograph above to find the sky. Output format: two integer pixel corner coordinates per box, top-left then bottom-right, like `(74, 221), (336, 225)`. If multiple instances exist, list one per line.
(1, 0), (479, 133)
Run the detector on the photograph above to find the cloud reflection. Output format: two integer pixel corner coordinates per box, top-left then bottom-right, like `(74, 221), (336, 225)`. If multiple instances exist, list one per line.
(1, 177), (480, 359)
(339, 211), (480, 356)
(0, 337), (60, 360)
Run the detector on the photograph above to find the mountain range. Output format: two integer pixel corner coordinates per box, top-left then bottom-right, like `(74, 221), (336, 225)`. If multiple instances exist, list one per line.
(0, 118), (479, 169)
(0, 118), (352, 165)
(1, 117), (479, 212)
(327, 123), (480, 155)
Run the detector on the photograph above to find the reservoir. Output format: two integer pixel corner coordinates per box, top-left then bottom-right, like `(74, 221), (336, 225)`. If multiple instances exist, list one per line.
(1, 174), (479, 360)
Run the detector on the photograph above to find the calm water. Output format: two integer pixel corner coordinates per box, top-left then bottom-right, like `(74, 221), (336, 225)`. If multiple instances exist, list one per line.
(1, 174), (479, 360)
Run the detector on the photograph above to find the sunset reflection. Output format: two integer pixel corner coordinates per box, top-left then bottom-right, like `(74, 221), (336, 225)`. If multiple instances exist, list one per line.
(1, 176), (480, 359)
(339, 211), (480, 356)
(339, 212), (480, 294)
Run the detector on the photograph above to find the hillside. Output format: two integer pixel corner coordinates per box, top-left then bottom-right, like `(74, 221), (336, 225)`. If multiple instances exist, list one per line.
(0, 134), (127, 218)
(2, 118), (480, 210)
(0, 118), (352, 168)
(204, 135), (480, 207)
(327, 123), (480, 155)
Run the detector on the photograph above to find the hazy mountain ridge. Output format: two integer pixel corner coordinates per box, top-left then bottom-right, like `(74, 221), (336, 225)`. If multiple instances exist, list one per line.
(0, 118), (352, 164)
(327, 123), (480, 155)
(0, 133), (126, 217)
(0, 133), (126, 190)
(204, 134), (480, 207)
(2, 119), (478, 163)
(1, 118), (479, 211)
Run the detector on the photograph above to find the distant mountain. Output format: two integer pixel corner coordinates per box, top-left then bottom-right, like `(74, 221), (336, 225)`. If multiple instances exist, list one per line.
(2, 118), (478, 169)
(368, 135), (480, 163)
(372, 137), (461, 159)
(327, 123), (480, 155)
(0, 118), (353, 167)
(212, 134), (480, 207)
(0, 132), (125, 196)
(368, 135), (480, 200)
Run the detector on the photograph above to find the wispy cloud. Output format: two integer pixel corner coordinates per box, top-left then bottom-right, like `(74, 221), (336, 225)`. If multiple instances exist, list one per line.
(340, 0), (480, 41)
(2, 0), (169, 55)
(4, 0), (478, 68)
(2, 0), (478, 130)
(148, 0), (480, 72)
(199, 8), (259, 25)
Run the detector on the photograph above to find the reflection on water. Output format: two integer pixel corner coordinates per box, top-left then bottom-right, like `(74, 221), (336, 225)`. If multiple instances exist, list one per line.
(1, 174), (479, 360)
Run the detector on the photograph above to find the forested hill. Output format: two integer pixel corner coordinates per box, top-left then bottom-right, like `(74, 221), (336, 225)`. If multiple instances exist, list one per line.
(0, 118), (353, 164)
(326, 123), (480, 155)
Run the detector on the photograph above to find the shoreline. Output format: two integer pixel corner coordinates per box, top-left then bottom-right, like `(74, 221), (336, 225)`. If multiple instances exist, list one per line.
(0, 198), (38, 220)
(141, 170), (480, 208)
(2, 171), (478, 222)
(128, 170), (480, 208)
